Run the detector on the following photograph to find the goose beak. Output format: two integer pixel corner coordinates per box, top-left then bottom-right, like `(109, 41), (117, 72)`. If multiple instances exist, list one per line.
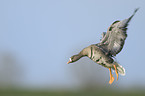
(67, 61), (71, 64)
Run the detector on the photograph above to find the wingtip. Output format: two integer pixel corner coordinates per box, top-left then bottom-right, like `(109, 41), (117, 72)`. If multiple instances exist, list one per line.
(128, 7), (139, 21)
(134, 8), (139, 14)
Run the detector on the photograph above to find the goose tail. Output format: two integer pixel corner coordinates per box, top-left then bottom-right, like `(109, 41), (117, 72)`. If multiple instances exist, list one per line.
(112, 61), (125, 76)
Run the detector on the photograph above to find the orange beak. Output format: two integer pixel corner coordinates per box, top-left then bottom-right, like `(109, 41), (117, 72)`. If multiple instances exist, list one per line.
(67, 60), (71, 64)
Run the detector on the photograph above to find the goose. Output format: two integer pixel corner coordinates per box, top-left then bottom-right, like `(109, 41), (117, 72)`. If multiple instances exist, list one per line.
(67, 8), (139, 84)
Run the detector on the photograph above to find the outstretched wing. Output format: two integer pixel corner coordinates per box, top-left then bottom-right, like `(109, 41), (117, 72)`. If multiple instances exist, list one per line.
(99, 8), (139, 56)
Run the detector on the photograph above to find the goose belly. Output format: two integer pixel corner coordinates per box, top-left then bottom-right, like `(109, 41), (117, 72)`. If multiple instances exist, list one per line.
(91, 56), (113, 68)
(89, 46), (113, 68)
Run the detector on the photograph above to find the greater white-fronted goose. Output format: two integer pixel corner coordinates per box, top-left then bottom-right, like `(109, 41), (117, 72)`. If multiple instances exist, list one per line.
(67, 8), (139, 84)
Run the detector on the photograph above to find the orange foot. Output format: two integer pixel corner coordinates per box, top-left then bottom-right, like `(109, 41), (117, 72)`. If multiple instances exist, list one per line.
(109, 75), (115, 84)
(109, 68), (114, 84)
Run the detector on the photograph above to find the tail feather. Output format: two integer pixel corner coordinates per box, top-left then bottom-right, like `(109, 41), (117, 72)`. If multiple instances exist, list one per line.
(112, 61), (125, 76)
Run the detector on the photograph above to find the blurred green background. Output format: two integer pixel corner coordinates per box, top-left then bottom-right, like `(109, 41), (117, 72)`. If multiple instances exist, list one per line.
(0, 0), (145, 95)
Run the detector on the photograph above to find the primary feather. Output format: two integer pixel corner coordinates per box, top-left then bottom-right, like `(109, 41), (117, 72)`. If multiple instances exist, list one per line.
(99, 8), (139, 56)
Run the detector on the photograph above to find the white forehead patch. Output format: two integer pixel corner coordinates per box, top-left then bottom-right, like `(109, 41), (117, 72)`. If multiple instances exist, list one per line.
(69, 58), (72, 62)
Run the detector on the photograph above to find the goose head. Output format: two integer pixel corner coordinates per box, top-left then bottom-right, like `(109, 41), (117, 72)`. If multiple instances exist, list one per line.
(67, 54), (83, 64)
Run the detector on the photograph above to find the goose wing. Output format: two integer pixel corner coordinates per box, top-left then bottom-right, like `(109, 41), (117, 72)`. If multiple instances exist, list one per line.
(99, 8), (139, 56)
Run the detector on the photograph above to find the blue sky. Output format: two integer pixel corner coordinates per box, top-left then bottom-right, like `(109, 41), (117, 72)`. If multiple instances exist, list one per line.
(0, 0), (145, 89)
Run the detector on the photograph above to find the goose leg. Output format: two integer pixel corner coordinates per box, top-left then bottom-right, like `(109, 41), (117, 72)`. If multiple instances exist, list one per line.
(113, 65), (118, 81)
(109, 68), (114, 84)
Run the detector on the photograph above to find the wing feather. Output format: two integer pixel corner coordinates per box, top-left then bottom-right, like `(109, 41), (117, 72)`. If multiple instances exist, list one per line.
(99, 8), (139, 56)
